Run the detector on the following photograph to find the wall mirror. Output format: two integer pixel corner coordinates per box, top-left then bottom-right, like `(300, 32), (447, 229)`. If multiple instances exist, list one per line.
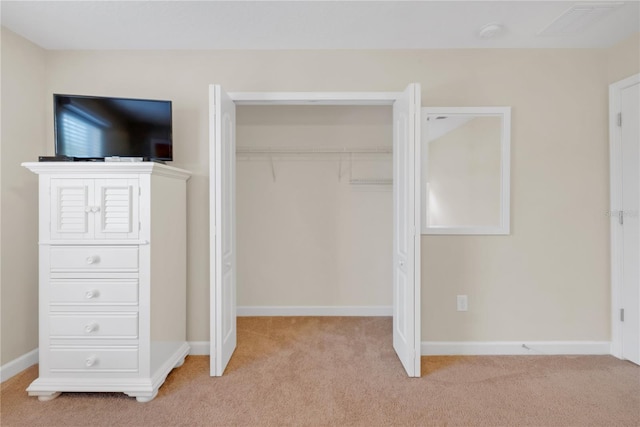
(421, 107), (511, 235)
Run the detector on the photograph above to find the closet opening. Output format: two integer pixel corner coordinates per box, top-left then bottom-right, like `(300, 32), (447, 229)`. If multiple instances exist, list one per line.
(235, 105), (393, 316)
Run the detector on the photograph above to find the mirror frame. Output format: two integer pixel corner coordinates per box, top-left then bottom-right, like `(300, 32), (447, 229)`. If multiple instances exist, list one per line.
(421, 106), (511, 235)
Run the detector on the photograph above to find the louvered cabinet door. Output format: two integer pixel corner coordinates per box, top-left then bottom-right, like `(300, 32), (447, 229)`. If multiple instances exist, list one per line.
(49, 178), (139, 240)
(50, 179), (94, 240)
(93, 179), (139, 240)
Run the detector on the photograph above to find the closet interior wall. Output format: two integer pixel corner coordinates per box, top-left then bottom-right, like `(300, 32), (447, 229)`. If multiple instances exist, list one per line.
(236, 105), (393, 309)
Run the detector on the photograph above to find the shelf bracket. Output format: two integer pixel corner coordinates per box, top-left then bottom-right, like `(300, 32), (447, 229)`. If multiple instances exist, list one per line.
(349, 152), (353, 182)
(269, 151), (276, 182)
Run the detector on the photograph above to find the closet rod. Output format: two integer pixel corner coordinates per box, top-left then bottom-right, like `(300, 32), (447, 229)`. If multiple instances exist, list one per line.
(349, 179), (393, 186)
(236, 147), (392, 155)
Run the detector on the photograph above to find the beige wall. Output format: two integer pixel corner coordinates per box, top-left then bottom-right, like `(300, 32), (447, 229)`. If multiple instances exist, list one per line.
(422, 49), (610, 341)
(0, 28), (46, 365)
(3, 29), (640, 364)
(608, 32), (640, 84)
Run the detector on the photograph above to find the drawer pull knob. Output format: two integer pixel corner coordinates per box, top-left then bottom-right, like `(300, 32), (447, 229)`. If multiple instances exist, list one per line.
(84, 206), (92, 213)
(86, 256), (100, 265)
(85, 290), (100, 299)
(84, 322), (99, 333)
(85, 355), (98, 367)
(91, 206), (100, 213)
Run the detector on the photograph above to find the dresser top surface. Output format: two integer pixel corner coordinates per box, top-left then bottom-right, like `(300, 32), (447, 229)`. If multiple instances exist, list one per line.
(22, 161), (191, 180)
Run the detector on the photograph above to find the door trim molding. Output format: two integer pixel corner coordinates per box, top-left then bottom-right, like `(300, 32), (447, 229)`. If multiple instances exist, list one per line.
(228, 91), (401, 105)
(609, 73), (640, 359)
(209, 88), (422, 376)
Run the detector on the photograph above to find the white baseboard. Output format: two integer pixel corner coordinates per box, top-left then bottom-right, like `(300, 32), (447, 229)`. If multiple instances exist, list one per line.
(421, 341), (612, 356)
(190, 340), (611, 357)
(236, 305), (392, 316)
(188, 341), (210, 355)
(0, 340), (615, 382)
(0, 349), (39, 383)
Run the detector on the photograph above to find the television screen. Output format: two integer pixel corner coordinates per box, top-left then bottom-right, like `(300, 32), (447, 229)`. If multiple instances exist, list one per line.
(54, 94), (172, 161)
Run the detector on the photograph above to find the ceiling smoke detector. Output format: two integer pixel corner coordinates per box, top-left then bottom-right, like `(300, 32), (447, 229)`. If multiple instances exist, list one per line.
(478, 23), (505, 39)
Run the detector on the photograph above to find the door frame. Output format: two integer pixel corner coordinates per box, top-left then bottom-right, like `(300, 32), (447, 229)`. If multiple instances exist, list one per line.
(609, 73), (639, 358)
(209, 89), (422, 375)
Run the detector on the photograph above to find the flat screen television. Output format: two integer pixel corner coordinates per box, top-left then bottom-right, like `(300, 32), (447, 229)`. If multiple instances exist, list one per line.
(54, 94), (172, 161)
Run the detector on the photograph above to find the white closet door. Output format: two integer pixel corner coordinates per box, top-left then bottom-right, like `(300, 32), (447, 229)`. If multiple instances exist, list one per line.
(621, 81), (640, 365)
(210, 85), (237, 376)
(392, 83), (422, 377)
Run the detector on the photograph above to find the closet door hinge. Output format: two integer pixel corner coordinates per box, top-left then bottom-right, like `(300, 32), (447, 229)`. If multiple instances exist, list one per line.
(617, 112), (622, 127)
(620, 308), (625, 322)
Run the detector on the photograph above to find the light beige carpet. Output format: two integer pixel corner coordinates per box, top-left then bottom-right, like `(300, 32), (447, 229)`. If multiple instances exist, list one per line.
(1, 317), (639, 426)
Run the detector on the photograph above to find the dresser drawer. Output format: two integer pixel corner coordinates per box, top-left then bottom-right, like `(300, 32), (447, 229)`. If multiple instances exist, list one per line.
(50, 246), (138, 271)
(50, 279), (138, 306)
(49, 347), (138, 373)
(50, 313), (138, 339)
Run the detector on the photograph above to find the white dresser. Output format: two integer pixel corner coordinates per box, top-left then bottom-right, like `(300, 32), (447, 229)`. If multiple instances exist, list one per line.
(22, 162), (191, 403)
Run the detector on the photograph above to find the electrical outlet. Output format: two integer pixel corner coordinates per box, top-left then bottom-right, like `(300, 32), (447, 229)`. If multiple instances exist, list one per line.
(457, 295), (468, 312)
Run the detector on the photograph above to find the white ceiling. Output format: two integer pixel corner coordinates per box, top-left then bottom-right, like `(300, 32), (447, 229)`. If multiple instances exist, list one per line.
(1, 1), (639, 50)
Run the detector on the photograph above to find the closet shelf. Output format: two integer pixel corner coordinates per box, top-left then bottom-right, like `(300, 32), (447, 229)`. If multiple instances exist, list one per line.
(236, 146), (392, 155)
